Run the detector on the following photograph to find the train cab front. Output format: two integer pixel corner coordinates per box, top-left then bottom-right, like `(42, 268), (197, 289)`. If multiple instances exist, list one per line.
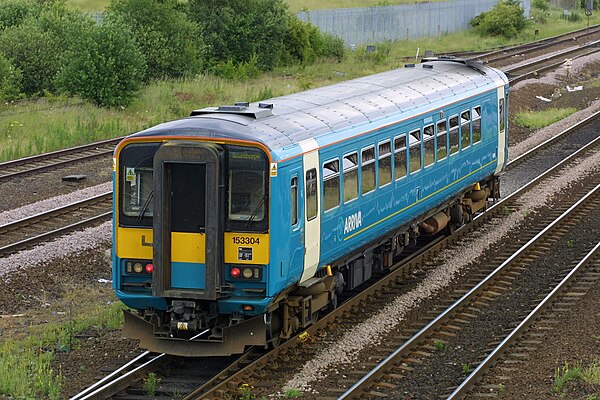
(113, 138), (273, 356)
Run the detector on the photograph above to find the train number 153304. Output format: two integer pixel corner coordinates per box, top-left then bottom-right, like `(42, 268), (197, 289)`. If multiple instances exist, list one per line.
(232, 236), (260, 245)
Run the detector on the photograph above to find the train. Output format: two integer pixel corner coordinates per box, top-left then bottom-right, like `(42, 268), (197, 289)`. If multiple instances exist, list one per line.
(112, 58), (509, 357)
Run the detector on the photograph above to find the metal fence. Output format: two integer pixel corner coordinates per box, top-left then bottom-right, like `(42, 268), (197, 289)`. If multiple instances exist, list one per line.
(298, 0), (530, 46)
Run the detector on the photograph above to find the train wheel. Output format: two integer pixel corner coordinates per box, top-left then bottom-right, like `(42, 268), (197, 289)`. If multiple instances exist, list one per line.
(266, 311), (282, 349)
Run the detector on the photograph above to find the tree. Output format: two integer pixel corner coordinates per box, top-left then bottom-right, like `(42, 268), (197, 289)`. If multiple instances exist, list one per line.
(106, 0), (203, 79)
(0, 20), (62, 95)
(55, 18), (146, 107)
(190, 0), (290, 70)
(470, 0), (528, 39)
(0, 52), (22, 100)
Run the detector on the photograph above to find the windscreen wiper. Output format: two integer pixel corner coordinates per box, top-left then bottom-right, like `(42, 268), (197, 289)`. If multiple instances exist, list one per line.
(136, 191), (154, 222)
(244, 196), (266, 228)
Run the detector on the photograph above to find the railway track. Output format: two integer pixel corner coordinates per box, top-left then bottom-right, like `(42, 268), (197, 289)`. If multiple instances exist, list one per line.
(0, 137), (121, 183)
(339, 183), (600, 399)
(475, 24), (600, 66)
(65, 103), (600, 400)
(505, 39), (600, 83)
(68, 348), (263, 399)
(4, 24), (598, 399)
(169, 126), (600, 399)
(0, 192), (112, 257)
(448, 241), (600, 399)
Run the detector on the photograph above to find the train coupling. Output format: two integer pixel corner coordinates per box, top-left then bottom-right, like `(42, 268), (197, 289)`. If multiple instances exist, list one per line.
(123, 309), (268, 357)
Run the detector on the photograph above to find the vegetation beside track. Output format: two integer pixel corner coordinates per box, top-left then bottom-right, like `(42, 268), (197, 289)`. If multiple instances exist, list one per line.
(0, 1), (599, 162)
(0, 288), (123, 399)
(514, 107), (578, 129)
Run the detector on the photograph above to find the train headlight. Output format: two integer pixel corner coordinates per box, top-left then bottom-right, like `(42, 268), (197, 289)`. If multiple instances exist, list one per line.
(133, 262), (144, 273)
(242, 268), (253, 279)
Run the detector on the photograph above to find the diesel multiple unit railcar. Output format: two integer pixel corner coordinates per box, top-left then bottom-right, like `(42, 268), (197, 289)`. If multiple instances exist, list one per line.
(113, 58), (509, 356)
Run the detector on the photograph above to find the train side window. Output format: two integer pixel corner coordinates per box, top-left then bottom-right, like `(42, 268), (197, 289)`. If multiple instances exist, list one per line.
(361, 146), (376, 195)
(461, 110), (471, 150)
(449, 115), (459, 155)
(473, 106), (482, 143)
(409, 129), (421, 173)
(423, 125), (434, 167)
(436, 120), (447, 161)
(323, 159), (340, 211)
(378, 140), (392, 187)
(499, 97), (505, 132)
(291, 176), (298, 225)
(306, 168), (317, 221)
(394, 134), (407, 180)
(343, 152), (358, 203)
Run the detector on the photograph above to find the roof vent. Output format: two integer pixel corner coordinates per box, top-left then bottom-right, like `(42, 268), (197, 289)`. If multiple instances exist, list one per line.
(191, 102), (274, 119)
(423, 64), (433, 69)
(217, 105), (247, 112)
(405, 63), (415, 68)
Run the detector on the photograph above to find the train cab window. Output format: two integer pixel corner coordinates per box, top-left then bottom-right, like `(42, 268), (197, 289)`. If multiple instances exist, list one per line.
(436, 120), (447, 161)
(449, 115), (459, 155)
(306, 168), (318, 221)
(119, 142), (160, 227)
(228, 148), (268, 227)
(291, 177), (298, 226)
(499, 98), (505, 132)
(361, 147), (376, 195)
(409, 129), (421, 173)
(461, 110), (471, 150)
(394, 135), (407, 180)
(378, 140), (392, 187)
(423, 125), (434, 167)
(473, 106), (482, 143)
(323, 159), (340, 211)
(343, 152), (358, 202)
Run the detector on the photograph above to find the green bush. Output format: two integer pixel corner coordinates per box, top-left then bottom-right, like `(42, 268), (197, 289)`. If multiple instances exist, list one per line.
(106, 0), (203, 79)
(283, 17), (345, 65)
(568, 10), (583, 21)
(0, 0), (40, 31)
(55, 18), (146, 107)
(0, 2), (91, 96)
(0, 20), (62, 95)
(0, 52), (22, 101)
(213, 56), (261, 81)
(532, 0), (550, 11)
(191, 0), (290, 70)
(470, 0), (528, 39)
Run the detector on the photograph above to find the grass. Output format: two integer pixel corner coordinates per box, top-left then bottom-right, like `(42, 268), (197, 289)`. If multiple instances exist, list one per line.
(553, 360), (600, 394)
(0, 290), (125, 399)
(3, 11), (600, 162)
(513, 108), (578, 130)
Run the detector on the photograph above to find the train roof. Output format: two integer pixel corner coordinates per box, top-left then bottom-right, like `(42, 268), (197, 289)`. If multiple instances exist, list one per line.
(131, 59), (508, 160)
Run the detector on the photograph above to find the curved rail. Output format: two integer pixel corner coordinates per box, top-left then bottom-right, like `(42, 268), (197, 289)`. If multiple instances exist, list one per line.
(339, 181), (600, 399)
(191, 129), (600, 400)
(446, 239), (600, 399)
(0, 192), (112, 256)
(0, 137), (122, 182)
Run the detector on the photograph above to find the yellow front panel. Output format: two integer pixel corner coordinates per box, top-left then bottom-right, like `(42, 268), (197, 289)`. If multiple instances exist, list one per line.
(171, 232), (205, 263)
(224, 233), (270, 264)
(116, 227), (153, 259)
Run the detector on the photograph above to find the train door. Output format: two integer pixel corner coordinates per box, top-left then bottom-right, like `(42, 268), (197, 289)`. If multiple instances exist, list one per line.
(288, 167), (304, 279)
(152, 142), (224, 300)
(300, 143), (321, 284)
(495, 86), (507, 175)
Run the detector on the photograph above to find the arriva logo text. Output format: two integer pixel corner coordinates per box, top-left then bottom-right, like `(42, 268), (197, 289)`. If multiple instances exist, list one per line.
(344, 211), (362, 234)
